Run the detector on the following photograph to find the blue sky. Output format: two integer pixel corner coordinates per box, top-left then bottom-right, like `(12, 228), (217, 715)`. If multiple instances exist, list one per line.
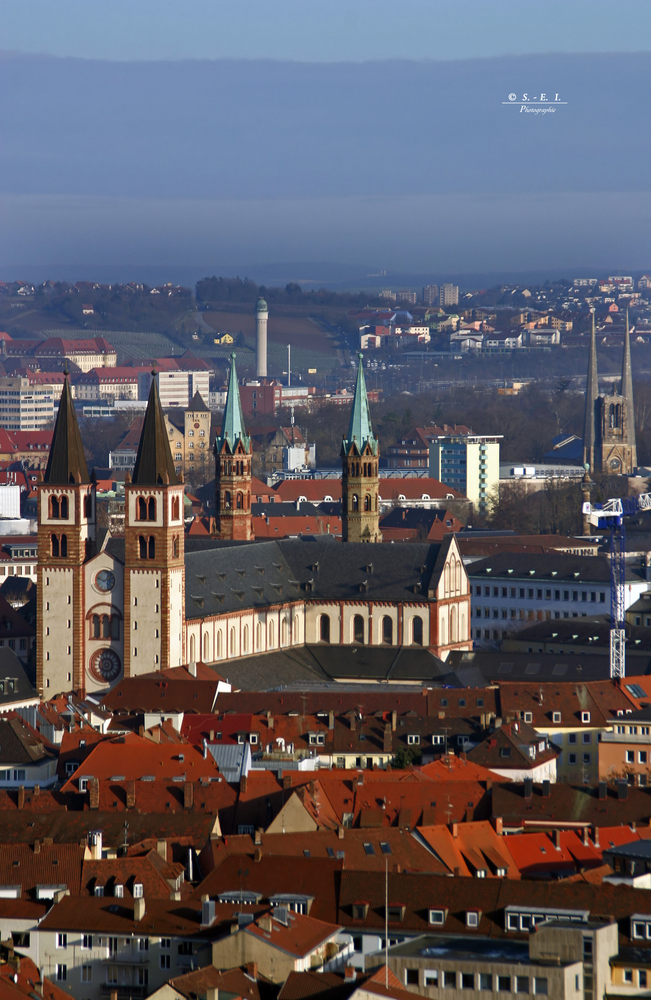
(2, 1), (651, 283)
(4, 0), (651, 62)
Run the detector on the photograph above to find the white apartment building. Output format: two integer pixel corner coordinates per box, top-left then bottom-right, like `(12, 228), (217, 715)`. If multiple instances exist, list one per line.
(0, 376), (55, 431)
(429, 434), (501, 513)
(467, 553), (649, 644)
(439, 283), (459, 306)
(155, 370), (211, 409)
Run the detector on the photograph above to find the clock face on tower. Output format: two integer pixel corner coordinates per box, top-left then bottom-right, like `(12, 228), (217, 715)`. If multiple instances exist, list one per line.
(95, 569), (115, 593)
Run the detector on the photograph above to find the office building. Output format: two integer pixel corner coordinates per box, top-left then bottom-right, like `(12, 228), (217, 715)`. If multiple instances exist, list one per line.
(439, 283), (459, 307)
(429, 434), (501, 512)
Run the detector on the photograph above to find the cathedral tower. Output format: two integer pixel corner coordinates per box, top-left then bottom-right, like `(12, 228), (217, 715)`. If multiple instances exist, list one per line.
(599, 310), (637, 474)
(123, 377), (185, 675)
(37, 376), (95, 696)
(583, 311), (599, 472)
(214, 353), (253, 540)
(341, 352), (381, 543)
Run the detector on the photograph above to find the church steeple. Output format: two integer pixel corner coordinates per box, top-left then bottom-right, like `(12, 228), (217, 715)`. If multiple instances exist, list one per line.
(45, 376), (89, 485)
(341, 352), (381, 543)
(583, 311), (599, 472)
(132, 376), (178, 486)
(214, 354), (253, 540)
(622, 309), (636, 453)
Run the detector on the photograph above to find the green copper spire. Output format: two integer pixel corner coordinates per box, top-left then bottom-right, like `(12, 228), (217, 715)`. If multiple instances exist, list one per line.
(342, 352), (378, 455)
(216, 353), (250, 453)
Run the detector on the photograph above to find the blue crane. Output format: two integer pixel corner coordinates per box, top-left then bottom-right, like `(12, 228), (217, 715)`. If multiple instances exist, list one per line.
(583, 492), (651, 678)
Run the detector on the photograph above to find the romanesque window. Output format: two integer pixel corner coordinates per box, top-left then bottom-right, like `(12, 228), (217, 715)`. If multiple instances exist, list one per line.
(60, 534), (68, 557)
(268, 620), (275, 648)
(90, 614), (120, 640)
(236, 492), (243, 510)
(450, 605), (458, 644)
(172, 536), (179, 558)
(138, 536), (155, 559)
(51, 534), (59, 557)
(229, 627), (236, 655)
(256, 622), (263, 650)
(364, 494), (371, 511)
(189, 634), (196, 662)
(148, 536), (155, 559)
(171, 496), (180, 520)
(352, 494), (359, 512)
(224, 491), (231, 510)
(242, 625), (249, 654)
(412, 616), (423, 646)
(203, 632), (210, 661)
(83, 495), (92, 518)
(353, 615), (365, 644)
(49, 495), (68, 519)
(320, 614), (330, 643)
(293, 615), (299, 643)
(382, 615), (393, 644)
(217, 631), (223, 658)
(281, 617), (288, 646)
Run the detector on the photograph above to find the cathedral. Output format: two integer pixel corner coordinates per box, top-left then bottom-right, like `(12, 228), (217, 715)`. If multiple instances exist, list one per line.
(36, 354), (471, 697)
(583, 312), (637, 475)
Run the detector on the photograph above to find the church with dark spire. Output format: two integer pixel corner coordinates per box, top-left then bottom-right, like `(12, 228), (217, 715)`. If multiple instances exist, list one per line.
(583, 311), (637, 475)
(341, 353), (381, 542)
(214, 353), (253, 540)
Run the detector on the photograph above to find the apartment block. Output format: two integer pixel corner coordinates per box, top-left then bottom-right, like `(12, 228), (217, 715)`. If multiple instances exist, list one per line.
(429, 434), (501, 511)
(0, 376), (55, 431)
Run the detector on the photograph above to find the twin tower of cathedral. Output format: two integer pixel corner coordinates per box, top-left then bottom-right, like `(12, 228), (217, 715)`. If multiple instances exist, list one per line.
(582, 312), (637, 475)
(215, 351), (381, 542)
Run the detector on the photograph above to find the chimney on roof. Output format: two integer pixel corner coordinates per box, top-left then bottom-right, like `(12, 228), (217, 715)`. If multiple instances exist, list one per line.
(283, 775), (292, 791)
(451, 822), (458, 838)
(593, 826), (600, 848)
(33, 840), (40, 854)
(184, 781), (194, 810)
(523, 778), (533, 801)
(254, 829), (262, 846)
(553, 829), (561, 850)
(156, 839), (167, 861)
(240, 774), (248, 794)
(486, 779), (493, 792)
(258, 914), (273, 933)
(391, 710), (397, 732)
(17, 786), (24, 810)
(201, 899), (216, 927)
(210, 729), (215, 741)
(246, 962), (258, 980)
(89, 777), (100, 810)
(88, 831), (102, 861)
(582, 828), (589, 847)
(254, 848), (262, 863)
(383, 722), (392, 753)
(338, 826), (345, 839)
(134, 897), (145, 922)
(460, 751), (467, 762)
(189, 661), (197, 678)
(33, 785), (40, 797)
(598, 780), (607, 801)
(344, 967), (357, 982)
(126, 781), (136, 809)
(328, 710), (335, 730)
(268, 714), (275, 731)
(618, 780), (629, 801)
(453, 866), (461, 878)
(542, 779), (551, 799)
(494, 817), (503, 836)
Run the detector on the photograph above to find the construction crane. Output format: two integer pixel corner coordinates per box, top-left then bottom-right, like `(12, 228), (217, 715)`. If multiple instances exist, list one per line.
(582, 492), (651, 678)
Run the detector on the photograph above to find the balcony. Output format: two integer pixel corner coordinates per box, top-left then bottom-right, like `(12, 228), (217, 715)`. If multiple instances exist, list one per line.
(102, 949), (149, 964)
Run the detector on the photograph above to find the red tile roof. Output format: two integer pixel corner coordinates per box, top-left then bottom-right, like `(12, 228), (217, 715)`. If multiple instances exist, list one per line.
(59, 733), (220, 790)
(243, 909), (340, 958)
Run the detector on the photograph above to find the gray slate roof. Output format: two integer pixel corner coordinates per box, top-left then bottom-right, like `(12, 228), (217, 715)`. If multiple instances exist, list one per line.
(468, 552), (643, 584)
(184, 537), (450, 620)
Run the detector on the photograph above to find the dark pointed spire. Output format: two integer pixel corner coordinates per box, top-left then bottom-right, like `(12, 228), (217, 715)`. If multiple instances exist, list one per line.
(583, 311), (598, 470)
(342, 352), (378, 455)
(44, 376), (89, 485)
(216, 354), (250, 453)
(131, 376), (178, 486)
(188, 390), (209, 413)
(622, 307), (636, 456)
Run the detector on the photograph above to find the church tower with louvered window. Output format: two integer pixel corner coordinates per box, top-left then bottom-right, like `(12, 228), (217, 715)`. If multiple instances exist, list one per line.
(214, 353), (253, 540)
(123, 377), (186, 676)
(341, 353), (381, 542)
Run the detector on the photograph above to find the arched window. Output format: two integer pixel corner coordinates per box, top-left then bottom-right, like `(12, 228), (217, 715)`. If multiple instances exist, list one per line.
(92, 614), (100, 638)
(83, 495), (92, 518)
(60, 534), (67, 558)
(236, 492), (244, 510)
(460, 611), (466, 642)
(256, 622), (263, 650)
(137, 497), (147, 521)
(203, 632), (210, 661)
(102, 615), (110, 639)
(224, 491), (231, 510)
(229, 627), (236, 655)
(440, 613), (447, 647)
(352, 494), (359, 512)
(60, 496), (69, 519)
(50, 496), (60, 519)
(217, 631), (223, 658)
(139, 535), (147, 559)
(364, 494), (371, 511)
(382, 615), (393, 644)
(172, 535), (179, 558)
(148, 497), (156, 521)
(450, 605), (458, 644)
(243, 624), (249, 654)
(268, 619), (275, 648)
(456, 560), (462, 593)
(189, 634), (196, 662)
(353, 615), (365, 644)
(320, 614), (330, 643)
(412, 616), (423, 646)
(444, 563), (450, 596)
(281, 617), (287, 646)
(148, 536), (155, 559)
(51, 534), (59, 558)
(172, 496), (180, 520)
